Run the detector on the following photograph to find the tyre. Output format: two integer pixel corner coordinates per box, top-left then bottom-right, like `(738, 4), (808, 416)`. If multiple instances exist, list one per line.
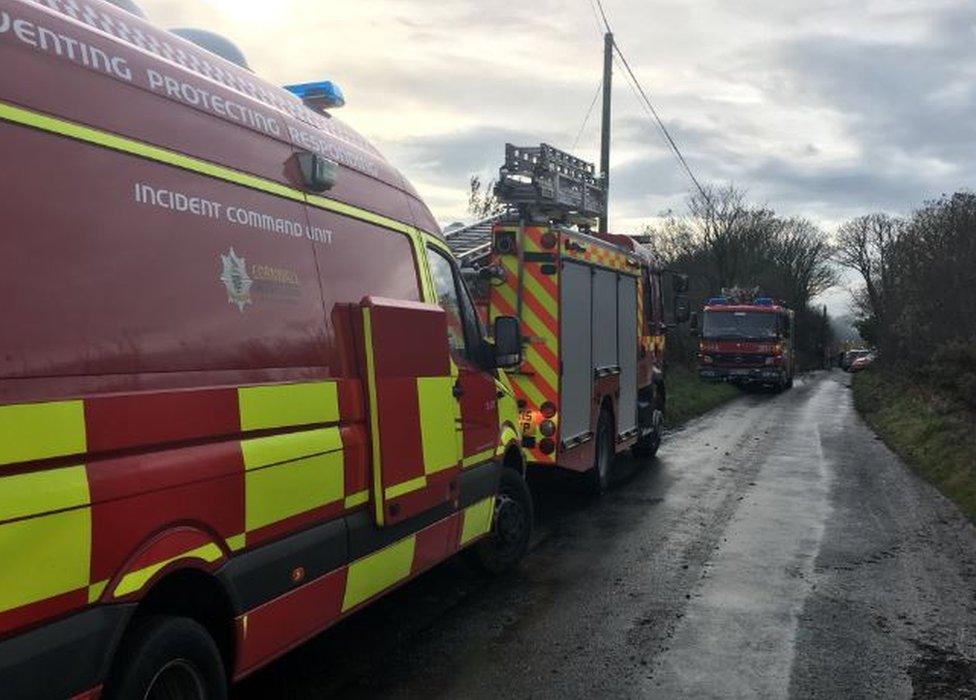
(470, 467), (534, 575)
(105, 616), (227, 700)
(632, 406), (663, 460)
(586, 409), (614, 495)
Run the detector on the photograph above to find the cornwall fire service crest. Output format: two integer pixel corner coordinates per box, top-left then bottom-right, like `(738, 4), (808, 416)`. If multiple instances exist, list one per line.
(219, 247), (253, 312)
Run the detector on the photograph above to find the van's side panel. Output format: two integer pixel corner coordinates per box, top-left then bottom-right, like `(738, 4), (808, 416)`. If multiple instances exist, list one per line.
(0, 122), (328, 385)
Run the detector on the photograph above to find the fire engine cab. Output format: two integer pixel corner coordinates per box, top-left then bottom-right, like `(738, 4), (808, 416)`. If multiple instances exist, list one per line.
(455, 144), (690, 493)
(694, 291), (796, 390)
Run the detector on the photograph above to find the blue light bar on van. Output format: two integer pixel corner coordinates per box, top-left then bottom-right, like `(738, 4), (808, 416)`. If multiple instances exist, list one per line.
(754, 297), (775, 306)
(706, 297), (728, 306)
(285, 81), (345, 110)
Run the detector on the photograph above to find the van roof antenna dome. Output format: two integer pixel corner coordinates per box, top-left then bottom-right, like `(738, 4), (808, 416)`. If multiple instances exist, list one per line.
(170, 28), (251, 70)
(105, 0), (147, 17)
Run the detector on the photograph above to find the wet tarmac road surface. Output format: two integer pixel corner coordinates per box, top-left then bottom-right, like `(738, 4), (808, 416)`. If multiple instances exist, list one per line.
(237, 371), (976, 699)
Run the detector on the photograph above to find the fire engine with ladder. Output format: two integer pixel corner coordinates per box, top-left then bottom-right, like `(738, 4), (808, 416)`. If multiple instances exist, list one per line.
(449, 144), (690, 493)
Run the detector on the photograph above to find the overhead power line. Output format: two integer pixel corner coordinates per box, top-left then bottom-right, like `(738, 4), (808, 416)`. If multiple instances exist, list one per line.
(613, 46), (711, 203)
(589, 0), (713, 206)
(572, 79), (604, 152)
(593, 0), (612, 31)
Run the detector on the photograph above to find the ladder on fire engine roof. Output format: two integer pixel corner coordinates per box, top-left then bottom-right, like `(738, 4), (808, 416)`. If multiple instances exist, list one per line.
(444, 213), (507, 269)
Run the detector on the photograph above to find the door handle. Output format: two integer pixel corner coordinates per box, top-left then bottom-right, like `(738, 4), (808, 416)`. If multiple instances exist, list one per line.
(453, 383), (465, 399)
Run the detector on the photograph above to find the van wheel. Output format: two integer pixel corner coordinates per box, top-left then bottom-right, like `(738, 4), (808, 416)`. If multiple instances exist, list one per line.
(586, 409), (614, 495)
(105, 616), (227, 700)
(470, 468), (533, 575)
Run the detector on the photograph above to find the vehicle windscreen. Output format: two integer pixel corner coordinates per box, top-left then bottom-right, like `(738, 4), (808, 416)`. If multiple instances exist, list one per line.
(703, 311), (780, 340)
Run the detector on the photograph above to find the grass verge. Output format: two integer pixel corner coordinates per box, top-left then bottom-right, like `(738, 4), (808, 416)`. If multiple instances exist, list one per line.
(665, 366), (741, 428)
(853, 368), (976, 521)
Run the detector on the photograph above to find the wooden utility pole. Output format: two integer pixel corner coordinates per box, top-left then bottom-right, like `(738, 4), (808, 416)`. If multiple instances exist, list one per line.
(599, 31), (613, 234)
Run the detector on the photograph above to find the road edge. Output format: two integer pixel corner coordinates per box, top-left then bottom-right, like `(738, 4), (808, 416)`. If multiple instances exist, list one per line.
(851, 368), (976, 521)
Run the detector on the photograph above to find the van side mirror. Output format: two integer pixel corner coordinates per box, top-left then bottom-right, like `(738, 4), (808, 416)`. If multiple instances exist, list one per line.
(493, 316), (522, 368)
(674, 295), (691, 324)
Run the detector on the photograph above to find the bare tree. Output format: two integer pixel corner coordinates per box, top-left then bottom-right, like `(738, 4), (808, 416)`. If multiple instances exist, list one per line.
(468, 175), (504, 220)
(834, 213), (902, 347)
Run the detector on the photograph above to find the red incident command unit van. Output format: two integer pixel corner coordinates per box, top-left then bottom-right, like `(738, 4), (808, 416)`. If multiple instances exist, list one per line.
(0, 1), (532, 697)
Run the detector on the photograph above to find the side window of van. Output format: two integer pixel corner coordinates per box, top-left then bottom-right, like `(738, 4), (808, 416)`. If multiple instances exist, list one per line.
(426, 247), (477, 358)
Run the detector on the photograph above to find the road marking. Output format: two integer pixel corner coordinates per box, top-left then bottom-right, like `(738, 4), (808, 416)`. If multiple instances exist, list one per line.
(648, 381), (836, 698)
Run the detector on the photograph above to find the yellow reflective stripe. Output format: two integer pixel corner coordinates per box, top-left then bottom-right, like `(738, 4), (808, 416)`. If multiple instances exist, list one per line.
(227, 533), (247, 552)
(0, 102), (300, 202)
(512, 374), (547, 410)
(88, 580), (108, 604)
(344, 490), (369, 509)
(0, 465), (89, 522)
(0, 507), (91, 613)
(495, 268), (519, 307)
(307, 193), (414, 236)
(521, 268), (558, 321)
(238, 382), (339, 432)
(416, 376), (458, 475)
(245, 451), (344, 532)
(459, 497), (495, 546)
(361, 308), (385, 526)
(241, 427), (343, 471)
(0, 400), (86, 468)
(523, 344), (559, 392)
(462, 448), (496, 469)
(0, 101), (432, 239)
(385, 475), (427, 500)
(114, 542), (223, 598)
(496, 426), (519, 457)
(342, 536), (415, 612)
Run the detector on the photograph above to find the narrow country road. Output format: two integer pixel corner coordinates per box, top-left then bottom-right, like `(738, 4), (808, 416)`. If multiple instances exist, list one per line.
(237, 371), (976, 699)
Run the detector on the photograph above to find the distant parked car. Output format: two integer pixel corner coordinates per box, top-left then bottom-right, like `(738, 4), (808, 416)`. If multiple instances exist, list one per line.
(842, 349), (873, 371)
(848, 354), (876, 372)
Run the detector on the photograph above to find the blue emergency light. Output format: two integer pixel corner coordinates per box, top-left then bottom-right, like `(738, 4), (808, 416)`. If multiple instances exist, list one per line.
(753, 297), (775, 306)
(706, 297), (728, 306)
(285, 81), (345, 110)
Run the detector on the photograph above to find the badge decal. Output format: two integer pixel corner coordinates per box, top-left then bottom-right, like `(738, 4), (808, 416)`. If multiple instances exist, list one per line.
(219, 247), (253, 312)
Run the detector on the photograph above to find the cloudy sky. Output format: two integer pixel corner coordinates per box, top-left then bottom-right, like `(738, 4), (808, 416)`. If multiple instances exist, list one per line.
(137, 0), (974, 241)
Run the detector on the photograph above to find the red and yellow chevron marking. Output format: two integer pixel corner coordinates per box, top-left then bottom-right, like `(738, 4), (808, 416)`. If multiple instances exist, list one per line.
(637, 276), (646, 351)
(562, 235), (640, 275)
(489, 225), (560, 464)
(0, 379), (370, 637)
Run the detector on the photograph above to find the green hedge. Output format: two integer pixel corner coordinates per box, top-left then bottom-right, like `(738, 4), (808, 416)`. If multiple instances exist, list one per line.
(665, 366), (741, 428)
(853, 369), (976, 520)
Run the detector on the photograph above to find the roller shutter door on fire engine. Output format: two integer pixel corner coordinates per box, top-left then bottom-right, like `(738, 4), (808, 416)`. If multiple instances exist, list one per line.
(559, 262), (593, 445)
(617, 275), (639, 437)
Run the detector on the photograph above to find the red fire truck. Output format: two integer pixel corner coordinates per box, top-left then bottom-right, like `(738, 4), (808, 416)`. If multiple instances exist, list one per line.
(694, 291), (796, 390)
(0, 1), (533, 698)
(469, 145), (690, 493)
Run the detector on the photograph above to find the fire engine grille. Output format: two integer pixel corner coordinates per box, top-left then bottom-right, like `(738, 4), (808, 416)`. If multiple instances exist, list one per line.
(710, 354), (768, 368)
